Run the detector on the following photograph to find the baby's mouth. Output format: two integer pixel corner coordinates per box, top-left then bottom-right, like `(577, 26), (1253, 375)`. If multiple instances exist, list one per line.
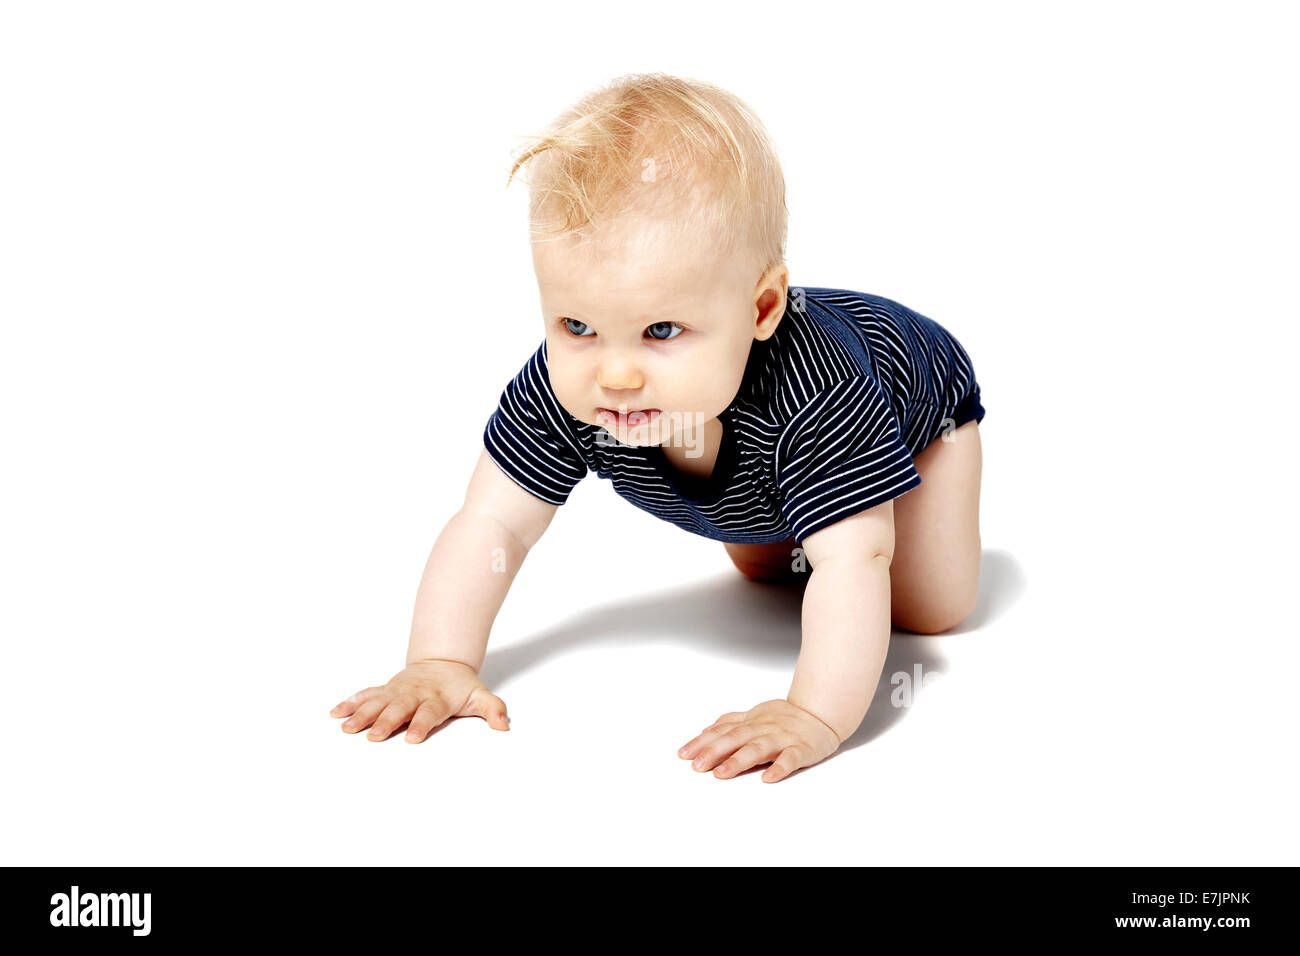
(597, 407), (661, 429)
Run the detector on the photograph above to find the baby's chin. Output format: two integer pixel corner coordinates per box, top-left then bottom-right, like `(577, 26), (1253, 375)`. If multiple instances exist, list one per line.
(594, 422), (715, 459)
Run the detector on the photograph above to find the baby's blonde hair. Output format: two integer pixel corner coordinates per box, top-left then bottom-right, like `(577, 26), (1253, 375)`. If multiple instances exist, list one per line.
(506, 73), (787, 277)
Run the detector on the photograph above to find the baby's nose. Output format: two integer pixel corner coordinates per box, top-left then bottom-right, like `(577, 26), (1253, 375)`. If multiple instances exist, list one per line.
(596, 361), (645, 391)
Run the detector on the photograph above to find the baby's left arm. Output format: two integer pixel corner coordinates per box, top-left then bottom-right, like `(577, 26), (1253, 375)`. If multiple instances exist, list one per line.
(678, 503), (895, 782)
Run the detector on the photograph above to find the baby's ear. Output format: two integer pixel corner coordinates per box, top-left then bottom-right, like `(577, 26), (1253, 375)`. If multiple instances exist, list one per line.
(754, 284), (791, 341)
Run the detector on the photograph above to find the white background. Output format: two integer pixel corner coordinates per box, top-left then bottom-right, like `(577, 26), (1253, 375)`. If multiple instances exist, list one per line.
(2, 1), (1296, 865)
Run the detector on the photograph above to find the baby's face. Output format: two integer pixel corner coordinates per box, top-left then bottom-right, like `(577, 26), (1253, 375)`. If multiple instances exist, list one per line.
(533, 230), (784, 457)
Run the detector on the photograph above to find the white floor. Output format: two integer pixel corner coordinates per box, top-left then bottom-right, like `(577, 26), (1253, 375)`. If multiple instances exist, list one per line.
(3, 2), (1297, 866)
(5, 433), (1296, 865)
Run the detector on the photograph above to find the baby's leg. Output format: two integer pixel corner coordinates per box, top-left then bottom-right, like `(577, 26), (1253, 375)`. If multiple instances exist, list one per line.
(723, 421), (982, 627)
(890, 420), (983, 633)
(723, 536), (804, 583)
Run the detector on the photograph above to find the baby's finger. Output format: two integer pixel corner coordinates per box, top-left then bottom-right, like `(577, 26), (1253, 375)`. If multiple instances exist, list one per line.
(330, 687), (378, 718)
(714, 736), (781, 779)
(404, 700), (448, 743)
(687, 715), (742, 741)
(471, 692), (510, 732)
(762, 745), (806, 783)
(678, 725), (728, 759)
(367, 696), (418, 741)
(341, 696), (390, 734)
(690, 724), (761, 772)
(679, 718), (742, 759)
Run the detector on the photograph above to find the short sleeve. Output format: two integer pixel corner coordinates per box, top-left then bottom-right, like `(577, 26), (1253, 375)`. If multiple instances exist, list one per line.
(482, 342), (588, 505)
(775, 375), (922, 541)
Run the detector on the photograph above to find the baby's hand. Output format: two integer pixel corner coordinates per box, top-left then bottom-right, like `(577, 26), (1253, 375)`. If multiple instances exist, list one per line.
(329, 660), (510, 742)
(678, 699), (841, 783)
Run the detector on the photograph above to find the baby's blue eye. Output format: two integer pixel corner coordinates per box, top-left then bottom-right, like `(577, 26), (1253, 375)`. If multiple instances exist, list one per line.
(647, 322), (684, 341)
(562, 318), (684, 340)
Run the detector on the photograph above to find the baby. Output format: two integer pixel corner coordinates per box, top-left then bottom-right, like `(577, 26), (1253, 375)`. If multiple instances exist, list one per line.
(330, 73), (985, 783)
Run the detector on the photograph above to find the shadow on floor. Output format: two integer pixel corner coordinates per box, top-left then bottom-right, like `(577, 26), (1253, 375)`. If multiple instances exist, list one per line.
(479, 548), (1026, 749)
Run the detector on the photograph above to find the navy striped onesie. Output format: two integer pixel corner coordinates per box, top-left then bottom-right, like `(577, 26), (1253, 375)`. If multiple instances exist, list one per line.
(482, 286), (985, 545)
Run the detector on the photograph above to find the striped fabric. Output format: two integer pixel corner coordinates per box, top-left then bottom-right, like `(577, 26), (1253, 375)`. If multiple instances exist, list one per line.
(482, 286), (985, 544)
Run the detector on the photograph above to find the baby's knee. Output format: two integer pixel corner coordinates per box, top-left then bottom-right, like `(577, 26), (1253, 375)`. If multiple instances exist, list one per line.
(893, 584), (978, 634)
(724, 540), (808, 584)
(727, 556), (800, 583)
(730, 559), (780, 582)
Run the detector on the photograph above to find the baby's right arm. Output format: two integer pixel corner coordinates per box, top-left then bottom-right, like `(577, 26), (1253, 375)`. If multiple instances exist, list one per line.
(329, 447), (560, 742)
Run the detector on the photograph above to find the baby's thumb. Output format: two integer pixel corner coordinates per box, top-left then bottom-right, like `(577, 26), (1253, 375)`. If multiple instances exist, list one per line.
(475, 692), (511, 732)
